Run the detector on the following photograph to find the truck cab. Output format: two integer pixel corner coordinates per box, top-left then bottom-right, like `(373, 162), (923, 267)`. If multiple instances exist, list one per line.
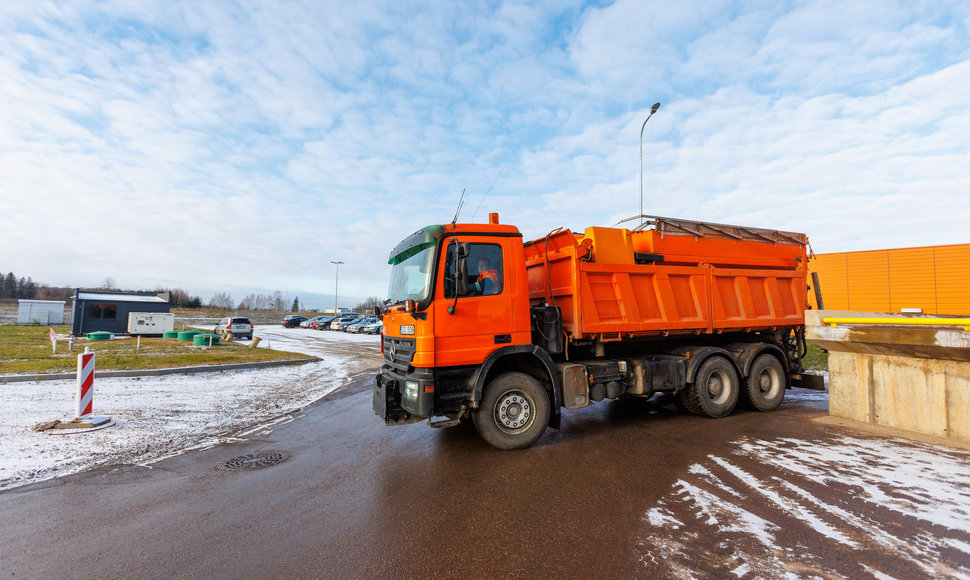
(375, 215), (555, 446)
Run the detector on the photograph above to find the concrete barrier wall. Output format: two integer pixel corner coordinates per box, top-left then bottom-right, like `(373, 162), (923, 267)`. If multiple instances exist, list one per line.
(807, 310), (970, 443)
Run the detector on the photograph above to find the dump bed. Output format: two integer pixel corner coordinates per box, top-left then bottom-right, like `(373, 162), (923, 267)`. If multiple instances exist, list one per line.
(523, 216), (808, 340)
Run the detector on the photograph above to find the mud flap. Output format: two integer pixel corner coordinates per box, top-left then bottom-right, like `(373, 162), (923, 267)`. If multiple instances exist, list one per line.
(790, 372), (826, 391)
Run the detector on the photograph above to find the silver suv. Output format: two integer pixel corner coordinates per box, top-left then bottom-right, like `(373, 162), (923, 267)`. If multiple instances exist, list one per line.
(215, 317), (254, 340)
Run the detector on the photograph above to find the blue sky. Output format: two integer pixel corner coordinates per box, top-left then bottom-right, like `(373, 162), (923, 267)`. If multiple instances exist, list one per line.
(2, 1), (968, 308)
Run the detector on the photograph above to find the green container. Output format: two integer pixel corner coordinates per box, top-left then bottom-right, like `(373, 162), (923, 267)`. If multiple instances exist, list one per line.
(87, 331), (113, 341)
(162, 331), (180, 339)
(193, 334), (221, 346)
(177, 330), (201, 341)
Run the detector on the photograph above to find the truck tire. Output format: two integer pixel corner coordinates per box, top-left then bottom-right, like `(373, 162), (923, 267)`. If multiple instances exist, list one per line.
(684, 356), (739, 418)
(742, 354), (785, 411)
(473, 372), (550, 450)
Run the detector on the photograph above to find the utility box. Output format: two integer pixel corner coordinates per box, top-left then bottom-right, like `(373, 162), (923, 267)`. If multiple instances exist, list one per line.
(127, 312), (175, 335)
(18, 300), (65, 324)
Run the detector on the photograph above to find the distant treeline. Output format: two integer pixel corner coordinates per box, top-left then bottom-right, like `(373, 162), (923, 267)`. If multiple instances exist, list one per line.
(0, 271), (206, 308)
(2, 271), (383, 313)
(1, 272), (63, 301)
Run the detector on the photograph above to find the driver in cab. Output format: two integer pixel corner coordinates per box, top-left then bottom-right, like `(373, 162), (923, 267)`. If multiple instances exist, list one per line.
(472, 258), (500, 295)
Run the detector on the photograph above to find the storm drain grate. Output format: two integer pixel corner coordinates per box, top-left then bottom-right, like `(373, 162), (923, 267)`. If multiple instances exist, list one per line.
(218, 450), (290, 471)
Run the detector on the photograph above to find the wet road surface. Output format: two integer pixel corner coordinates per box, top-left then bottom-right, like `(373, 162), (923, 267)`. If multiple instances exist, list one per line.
(2, 349), (969, 578)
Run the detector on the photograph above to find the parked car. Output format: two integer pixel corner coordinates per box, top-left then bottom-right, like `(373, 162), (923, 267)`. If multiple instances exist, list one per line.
(346, 318), (379, 333)
(301, 315), (328, 328)
(360, 320), (383, 334)
(282, 314), (308, 328)
(214, 317), (254, 339)
(310, 316), (337, 329)
(329, 316), (362, 331)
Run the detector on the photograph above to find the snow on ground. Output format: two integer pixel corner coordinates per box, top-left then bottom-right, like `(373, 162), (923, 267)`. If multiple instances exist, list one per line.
(638, 432), (970, 578)
(0, 326), (381, 490)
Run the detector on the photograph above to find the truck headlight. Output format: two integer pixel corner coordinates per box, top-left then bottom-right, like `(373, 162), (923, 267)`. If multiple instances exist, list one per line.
(404, 380), (419, 401)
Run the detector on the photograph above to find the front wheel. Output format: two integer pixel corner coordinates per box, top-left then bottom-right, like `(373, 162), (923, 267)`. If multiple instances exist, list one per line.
(473, 372), (550, 450)
(742, 354), (786, 411)
(683, 356), (739, 418)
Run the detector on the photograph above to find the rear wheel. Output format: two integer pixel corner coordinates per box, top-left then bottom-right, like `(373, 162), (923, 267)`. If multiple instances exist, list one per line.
(473, 372), (550, 450)
(742, 354), (786, 411)
(684, 357), (739, 418)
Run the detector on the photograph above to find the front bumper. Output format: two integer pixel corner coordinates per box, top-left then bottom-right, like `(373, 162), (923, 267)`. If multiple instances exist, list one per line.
(374, 366), (435, 426)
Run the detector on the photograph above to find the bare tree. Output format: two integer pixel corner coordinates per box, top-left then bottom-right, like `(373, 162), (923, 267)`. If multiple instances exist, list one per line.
(355, 296), (384, 312)
(208, 292), (234, 310)
(238, 294), (256, 310)
(270, 291), (285, 312)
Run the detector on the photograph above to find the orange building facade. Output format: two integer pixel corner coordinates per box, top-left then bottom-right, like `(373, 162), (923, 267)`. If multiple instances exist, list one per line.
(808, 243), (970, 315)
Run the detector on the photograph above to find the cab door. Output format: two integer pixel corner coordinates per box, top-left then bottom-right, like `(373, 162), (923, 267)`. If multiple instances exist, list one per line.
(433, 237), (513, 368)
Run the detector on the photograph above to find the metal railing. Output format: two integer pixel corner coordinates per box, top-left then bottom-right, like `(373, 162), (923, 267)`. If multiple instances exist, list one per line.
(823, 317), (970, 332)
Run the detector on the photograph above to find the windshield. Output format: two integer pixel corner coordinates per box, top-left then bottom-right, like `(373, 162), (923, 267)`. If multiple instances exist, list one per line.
(386, 243), (436, 305)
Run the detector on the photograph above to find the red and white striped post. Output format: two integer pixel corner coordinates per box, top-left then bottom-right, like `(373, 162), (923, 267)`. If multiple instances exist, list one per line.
(50, 346), (110, 430)
(75, 347), (96, 418)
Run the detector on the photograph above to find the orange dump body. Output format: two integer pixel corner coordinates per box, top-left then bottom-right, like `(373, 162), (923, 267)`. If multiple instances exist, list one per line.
(523, 217), (809, 341)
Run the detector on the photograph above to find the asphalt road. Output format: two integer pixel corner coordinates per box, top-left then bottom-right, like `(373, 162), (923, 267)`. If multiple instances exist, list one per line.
(2, 359), (969, 578)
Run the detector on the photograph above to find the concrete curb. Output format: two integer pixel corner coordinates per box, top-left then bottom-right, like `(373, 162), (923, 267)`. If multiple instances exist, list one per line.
(0, 357), (322, 384)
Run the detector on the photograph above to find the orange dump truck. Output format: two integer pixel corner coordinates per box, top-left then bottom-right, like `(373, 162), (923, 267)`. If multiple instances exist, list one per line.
(375, 214), (820, 449)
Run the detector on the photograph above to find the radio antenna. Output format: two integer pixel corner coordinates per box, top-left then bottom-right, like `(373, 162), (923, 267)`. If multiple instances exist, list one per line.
(470, 165), (505, 222)
(451, 188), (466, 225)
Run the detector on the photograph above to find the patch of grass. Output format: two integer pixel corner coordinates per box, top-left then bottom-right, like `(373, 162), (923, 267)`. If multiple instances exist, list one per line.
(0, 326), (309, 376)
(802, 341), (829, 371)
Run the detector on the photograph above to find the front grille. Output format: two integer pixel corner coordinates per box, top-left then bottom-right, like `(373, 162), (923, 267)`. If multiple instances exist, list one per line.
(383, 336), (416, 373)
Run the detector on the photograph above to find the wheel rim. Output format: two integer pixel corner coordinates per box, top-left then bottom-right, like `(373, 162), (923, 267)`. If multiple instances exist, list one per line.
(758, 366), (781, 399)
(493, 390), (535, 434)
(706, 369), (732, 405)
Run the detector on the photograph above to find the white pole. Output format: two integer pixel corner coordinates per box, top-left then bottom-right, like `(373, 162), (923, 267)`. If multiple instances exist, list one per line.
(331, 260), (344, 314)
(639, 102), (661, 228)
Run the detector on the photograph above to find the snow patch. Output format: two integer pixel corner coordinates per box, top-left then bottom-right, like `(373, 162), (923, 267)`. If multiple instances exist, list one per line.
(0, 326), (381, 490)
(639, 434), (970, 578)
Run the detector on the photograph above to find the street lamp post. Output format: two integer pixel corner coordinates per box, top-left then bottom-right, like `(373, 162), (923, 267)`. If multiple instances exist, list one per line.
(331, 260), (344, 314)
(639, 102), (661, 228)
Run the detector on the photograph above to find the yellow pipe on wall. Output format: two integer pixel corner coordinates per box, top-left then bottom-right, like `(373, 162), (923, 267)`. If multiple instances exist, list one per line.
(823, 317), (970, 332)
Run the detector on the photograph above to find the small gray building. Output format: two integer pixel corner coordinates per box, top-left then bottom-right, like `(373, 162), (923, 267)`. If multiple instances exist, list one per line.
(17, 300), (66, 325)
(71, 290), (170, 336)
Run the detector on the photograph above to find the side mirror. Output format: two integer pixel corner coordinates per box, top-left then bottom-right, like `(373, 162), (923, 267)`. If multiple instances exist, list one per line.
(455, 242), (470, 296)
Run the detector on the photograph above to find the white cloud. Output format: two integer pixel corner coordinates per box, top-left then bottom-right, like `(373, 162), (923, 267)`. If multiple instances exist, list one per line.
(0, 1), (968, 304)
